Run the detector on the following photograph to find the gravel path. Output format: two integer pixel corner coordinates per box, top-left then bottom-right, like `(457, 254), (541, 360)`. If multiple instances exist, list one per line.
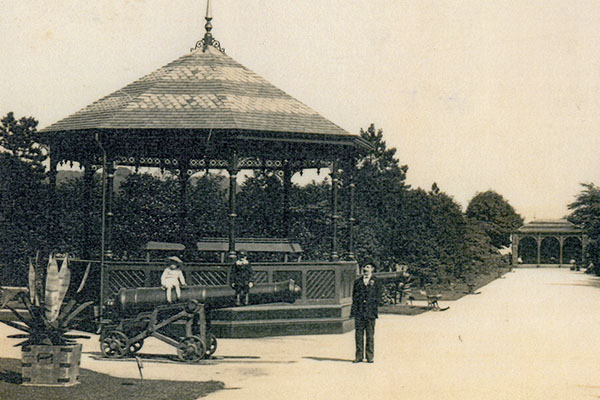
(2, 268), (599, 399)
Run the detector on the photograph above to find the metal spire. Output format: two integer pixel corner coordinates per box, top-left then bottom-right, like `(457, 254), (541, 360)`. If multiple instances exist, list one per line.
(191, 0), (225, 53)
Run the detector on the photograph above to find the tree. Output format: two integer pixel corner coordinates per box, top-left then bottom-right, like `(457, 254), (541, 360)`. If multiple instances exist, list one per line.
(568, 183), (600, 270)
(0, 154), (48, 285)
(345, 124), (409, 268)
(466, 190), (523, 249)
(0, 113), (49, 285)
(0, 112), (47, 175)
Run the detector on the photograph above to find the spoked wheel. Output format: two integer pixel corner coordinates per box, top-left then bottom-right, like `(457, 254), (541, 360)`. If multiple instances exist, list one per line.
(177, 335), (206, 362)
(129, 339), (144, 354)
(100, 330), (129, 358)
(205, 333), (218, 357)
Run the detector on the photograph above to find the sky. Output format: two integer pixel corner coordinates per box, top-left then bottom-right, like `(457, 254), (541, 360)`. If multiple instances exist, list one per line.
(1, 0), (599, 222)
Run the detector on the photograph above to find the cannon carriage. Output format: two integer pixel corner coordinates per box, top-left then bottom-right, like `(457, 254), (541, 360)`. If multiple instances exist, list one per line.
(99, 280), (301, 362)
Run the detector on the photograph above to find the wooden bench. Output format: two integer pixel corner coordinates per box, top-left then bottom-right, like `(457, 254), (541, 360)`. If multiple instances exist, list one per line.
(142, 241), (185, 262)
(196, 238), (303, 263)
(419, 286), (449, 311)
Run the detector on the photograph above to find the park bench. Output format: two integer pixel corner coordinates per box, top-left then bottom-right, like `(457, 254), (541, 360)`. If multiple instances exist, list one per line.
(142, 241), (186, 262)
(142, 238), (303, 263)
(419, 286), (449, 311)
(196, 237), (303, 262)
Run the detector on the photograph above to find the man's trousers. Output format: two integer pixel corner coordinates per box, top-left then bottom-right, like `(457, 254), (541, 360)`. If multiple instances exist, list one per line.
(354, 317), (376, 361)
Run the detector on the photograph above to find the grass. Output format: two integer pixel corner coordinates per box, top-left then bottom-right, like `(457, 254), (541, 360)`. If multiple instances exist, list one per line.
(380, 268), (512, 314)
(378, 305), (429, 315)
(0, 358), (224, 400)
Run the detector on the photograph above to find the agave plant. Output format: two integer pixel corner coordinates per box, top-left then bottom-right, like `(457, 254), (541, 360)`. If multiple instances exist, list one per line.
(1, 254), (93, 346)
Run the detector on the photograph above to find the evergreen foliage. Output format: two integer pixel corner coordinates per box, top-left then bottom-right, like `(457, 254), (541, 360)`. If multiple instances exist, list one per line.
(568, 183), (600, 271)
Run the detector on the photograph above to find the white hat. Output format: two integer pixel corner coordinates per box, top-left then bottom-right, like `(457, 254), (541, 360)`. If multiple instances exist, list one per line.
(167, 256), (183, 264)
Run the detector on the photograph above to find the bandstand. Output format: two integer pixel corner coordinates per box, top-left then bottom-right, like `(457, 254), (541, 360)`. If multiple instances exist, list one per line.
(39, 2), (370, 336)
(511, 219), (588, 268)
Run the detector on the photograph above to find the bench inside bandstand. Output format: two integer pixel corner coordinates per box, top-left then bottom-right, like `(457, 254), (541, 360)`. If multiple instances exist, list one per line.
(142, 238), (303, 263)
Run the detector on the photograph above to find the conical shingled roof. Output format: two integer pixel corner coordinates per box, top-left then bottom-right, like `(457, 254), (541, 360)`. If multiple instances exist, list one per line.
(41, 45), (350, 137)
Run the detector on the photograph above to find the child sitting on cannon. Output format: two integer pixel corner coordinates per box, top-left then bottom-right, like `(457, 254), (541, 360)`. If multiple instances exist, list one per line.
(161, 256), (186, 303)
(230, 251), (254, 306)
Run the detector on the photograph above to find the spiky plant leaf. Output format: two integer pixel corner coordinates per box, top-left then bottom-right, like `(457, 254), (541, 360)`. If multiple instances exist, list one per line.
(0, 319), (31, 333)
(28, 258), (37, 305)
(58, 298), (77, 322)
(63, 334), (91, 340)
(4, 303), (32, 329)
(77, 262), (92, 293)
(56, 255), (70, 309)
(44, 254), (61, 322)
(61, 301), (93, 328)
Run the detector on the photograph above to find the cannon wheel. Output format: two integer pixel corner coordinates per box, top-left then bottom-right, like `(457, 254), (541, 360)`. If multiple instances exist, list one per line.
(129, 339), (144, 354)
(205, 333), (217, 357)
(100, 330), (129, 358)
(177, 335), (206, 362)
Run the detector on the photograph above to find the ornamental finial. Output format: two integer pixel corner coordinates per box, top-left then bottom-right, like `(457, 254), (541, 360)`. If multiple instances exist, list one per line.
(191, 0), (225, 53)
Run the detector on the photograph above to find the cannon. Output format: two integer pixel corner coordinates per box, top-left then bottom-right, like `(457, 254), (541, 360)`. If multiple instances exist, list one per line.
(100, 280), (301, 362)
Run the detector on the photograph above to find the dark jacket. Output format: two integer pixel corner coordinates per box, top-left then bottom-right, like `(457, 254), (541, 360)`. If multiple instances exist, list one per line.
(230, 259), (253, 289)
(350, 276), (381, 320)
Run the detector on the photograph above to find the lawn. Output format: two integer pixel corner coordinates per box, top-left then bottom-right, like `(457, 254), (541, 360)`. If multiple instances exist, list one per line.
(0, 358), (224, 400)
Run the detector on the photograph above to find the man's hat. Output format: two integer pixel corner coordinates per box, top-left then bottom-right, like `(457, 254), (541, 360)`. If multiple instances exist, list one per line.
(167, 256), (183, 264)
(362, 257), (379, 271)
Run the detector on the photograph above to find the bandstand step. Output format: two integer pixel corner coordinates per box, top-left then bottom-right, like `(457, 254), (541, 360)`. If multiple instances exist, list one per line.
(209, 302), (353, 337)
(210, 303), (350, 322)
(210, 317), (354, 338)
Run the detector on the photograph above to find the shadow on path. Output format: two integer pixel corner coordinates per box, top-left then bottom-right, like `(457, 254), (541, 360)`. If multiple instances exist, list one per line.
(303, 356), (353, 363)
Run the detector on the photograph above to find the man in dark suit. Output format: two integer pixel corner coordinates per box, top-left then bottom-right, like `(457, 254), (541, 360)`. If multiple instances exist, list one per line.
(351, 260), (381, 363)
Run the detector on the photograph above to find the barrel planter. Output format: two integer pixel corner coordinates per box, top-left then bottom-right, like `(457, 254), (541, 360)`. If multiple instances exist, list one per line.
(21, 343), (82, 386)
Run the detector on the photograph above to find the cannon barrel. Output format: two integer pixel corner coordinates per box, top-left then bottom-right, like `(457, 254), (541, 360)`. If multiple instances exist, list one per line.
(361, 271), (406, 284)
(112, 280), (301, 313)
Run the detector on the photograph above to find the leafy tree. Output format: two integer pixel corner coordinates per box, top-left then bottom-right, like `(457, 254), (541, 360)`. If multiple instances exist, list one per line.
(0, 112), (47, 175)
(0, 113), (49, 285)
(237, 171), (285, 238)
(344, 124), (409, 268)
(568, 183), (600, 270)
(466, 190), (523, 249)
(0, 154), (48, 285)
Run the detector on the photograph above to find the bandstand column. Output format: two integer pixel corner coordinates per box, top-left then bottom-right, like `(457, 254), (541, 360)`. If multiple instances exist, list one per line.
(227, 152), (239, 261)
(105, 158), (115, 259)
(282, 163), (292, 238)
(348, 162), (356, 260)
(178, 158), (190, 245)
(536, 235), (542, 266)
(82, 161), (95, 259)
(47, 154), (59, 246)
(330, 160), (340, 261)
(511, 234), (519, 266)
(559, 235), (564, 266)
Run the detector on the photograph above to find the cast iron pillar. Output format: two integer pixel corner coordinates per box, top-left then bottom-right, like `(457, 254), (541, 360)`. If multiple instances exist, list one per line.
(330, 160), (340, 261)
(347, 161), (356, 260)
(82, 161), (95, 259)
(46, 152), (59, 253)
(282, 163), (292, 238)
(227, 152), (239, 262)
(105, 158), (115, 259)
(178, 158), (190, 246)
(536, 235), (542, 266)
(511, 234), (519, 266)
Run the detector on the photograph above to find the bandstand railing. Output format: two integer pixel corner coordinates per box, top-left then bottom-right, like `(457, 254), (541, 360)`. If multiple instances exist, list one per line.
(70, 259), (358, 312)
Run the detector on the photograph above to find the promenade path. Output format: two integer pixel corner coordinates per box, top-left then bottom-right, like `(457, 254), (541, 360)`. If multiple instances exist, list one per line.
(2, 268), (600, 399)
